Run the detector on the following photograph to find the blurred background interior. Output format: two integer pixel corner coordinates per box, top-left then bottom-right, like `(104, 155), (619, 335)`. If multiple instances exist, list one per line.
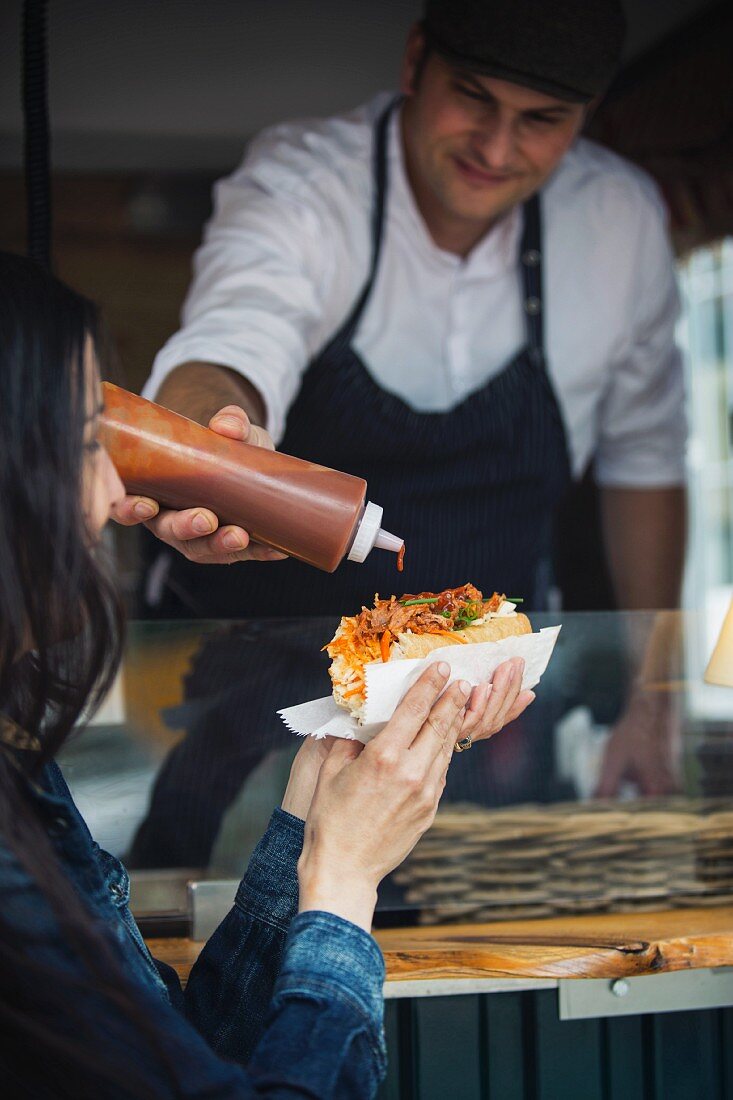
(1, 0), (733, 931)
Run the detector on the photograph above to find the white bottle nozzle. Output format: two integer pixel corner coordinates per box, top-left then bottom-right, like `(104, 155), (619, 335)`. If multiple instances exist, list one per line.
(347, 501), (404, 563)
(374, 528), (404, 553)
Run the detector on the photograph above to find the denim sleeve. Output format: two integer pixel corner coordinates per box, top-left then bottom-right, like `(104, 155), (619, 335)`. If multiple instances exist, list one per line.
(143, 910), (387, 1097)
(249, 910), (387, 1092)
(154, 806), (387, 1097)
(0, 820), (387, 1098)
(183, 807), (304, 1060)
(183, 808), (386, 1087)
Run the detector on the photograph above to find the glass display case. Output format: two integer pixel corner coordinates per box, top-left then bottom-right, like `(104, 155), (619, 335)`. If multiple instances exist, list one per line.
(58, 610), (733, 937)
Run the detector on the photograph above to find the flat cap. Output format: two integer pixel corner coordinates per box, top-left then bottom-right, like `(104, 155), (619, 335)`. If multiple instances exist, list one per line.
(423, 0), (626, 102)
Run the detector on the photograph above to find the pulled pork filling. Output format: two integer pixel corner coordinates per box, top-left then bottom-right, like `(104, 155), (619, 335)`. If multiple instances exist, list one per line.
(327, 584), (508, 703)
(352, 583), (504, 645)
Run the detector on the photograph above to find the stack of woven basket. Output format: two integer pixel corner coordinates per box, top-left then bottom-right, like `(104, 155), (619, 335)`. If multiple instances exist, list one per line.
(392, 799), (733, 924)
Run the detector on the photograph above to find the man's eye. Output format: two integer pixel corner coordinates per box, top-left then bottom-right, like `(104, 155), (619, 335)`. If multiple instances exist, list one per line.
(454, 84), (487, 104)
(525, 114), (560, 127)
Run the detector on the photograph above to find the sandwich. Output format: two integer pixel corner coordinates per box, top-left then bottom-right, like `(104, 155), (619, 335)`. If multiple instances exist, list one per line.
(326, 583), (531, 719)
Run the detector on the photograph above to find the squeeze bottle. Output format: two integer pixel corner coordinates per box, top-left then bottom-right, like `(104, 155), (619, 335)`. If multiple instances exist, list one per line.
(99, 383), (403, 572)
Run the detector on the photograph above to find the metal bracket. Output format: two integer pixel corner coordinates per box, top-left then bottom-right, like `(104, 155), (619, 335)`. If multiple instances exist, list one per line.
(559, 967), (733, 1020)
(188, 879), (239, 941)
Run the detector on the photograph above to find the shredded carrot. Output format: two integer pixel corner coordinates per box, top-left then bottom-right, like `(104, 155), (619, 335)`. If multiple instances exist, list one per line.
(343, 684), (363, 698)
(380, 630), (392, 663)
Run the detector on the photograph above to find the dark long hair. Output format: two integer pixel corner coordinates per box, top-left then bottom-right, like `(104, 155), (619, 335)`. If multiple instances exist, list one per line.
(0, 252), (172, 1097)
(0, 255), (122, 745)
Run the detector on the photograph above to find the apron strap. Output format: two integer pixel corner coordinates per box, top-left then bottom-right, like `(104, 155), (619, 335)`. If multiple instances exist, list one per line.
(519, 194), (544, 364)
(326, 98), (395, 351)
(330, 99), (546, 366)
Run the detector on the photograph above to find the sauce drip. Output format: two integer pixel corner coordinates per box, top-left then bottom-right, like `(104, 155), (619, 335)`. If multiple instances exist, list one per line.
(397, 543), (405, 572)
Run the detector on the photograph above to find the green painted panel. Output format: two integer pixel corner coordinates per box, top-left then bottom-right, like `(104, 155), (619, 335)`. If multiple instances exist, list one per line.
(651, 1010), (722, 1100)
(533, 989), (603, 1100)
(414, 995), (483, 1100)
(481, 991), (527, 1100)
(377, 992), (732, 1099)
(604, 1015), (645, 1100)
(378, 1000), (403, 1100)
(721, 1008), (733, 1099)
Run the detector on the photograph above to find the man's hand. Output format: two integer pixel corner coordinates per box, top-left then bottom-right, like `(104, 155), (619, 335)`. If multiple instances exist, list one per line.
(110, 405), (287, 564)
(596, 489), (686, 798)
(595, 686), (681, 798)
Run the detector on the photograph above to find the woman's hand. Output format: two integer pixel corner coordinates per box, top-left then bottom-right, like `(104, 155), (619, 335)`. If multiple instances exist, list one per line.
(455, 657), (535, 747)
(281, 736), (338, 821)
(298, 662), (472, 931)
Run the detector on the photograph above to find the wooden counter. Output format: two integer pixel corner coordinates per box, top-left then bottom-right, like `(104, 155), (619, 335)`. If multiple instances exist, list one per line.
(147, 905), (733, 988)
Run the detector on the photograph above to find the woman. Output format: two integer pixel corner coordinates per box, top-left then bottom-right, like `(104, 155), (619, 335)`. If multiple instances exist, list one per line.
(0, 251), (533, 1098)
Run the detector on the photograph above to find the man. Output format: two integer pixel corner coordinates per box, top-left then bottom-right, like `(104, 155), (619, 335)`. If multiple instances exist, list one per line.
(144, 0), (684, 618)
(129, 0), (685, 867)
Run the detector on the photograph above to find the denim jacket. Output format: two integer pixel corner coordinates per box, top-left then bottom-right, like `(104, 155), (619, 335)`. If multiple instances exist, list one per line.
(1, 743), (387, 1097)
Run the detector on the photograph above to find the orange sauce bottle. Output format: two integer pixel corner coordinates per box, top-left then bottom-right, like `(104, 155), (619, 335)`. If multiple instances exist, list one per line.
(100, 383), (403, 572)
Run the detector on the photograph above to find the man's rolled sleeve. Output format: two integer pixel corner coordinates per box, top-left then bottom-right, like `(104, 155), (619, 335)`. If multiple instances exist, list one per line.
(143, 169), (341, 444)
(595, 343), (687, 487)
(595, 191), (688, 488)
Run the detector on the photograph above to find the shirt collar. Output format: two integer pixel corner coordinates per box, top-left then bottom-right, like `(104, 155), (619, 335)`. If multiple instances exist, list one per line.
(389, 103), (522, 279)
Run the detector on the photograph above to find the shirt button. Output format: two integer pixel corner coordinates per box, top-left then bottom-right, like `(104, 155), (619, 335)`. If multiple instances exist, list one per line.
(525, 296), (541, 315)
(51, 816), (69, 833)
(522, 249), (541, 266)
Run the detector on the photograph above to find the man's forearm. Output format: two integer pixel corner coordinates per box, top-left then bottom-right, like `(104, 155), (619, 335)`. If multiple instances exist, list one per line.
(601, 485), (686, 681)
(600, 486), (686, 611)
(154, 362), (267, 428)
(598, 486), (687, 794)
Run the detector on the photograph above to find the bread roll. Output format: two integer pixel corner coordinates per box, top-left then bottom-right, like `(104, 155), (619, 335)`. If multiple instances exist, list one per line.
(396, 613), (531, 658)
(326, 585), (532, 720)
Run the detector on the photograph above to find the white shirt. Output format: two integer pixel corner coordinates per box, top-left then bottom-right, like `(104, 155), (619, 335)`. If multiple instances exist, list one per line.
(147, 94), (686, 486)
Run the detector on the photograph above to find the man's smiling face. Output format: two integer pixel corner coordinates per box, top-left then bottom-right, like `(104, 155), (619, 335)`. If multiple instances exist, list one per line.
(400, 29), (587, 240)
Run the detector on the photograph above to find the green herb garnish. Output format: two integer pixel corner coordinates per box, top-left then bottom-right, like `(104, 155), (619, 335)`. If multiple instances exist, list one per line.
(454, 600), (484, 629)
(507, 597), (524, 603)
(400, 598), (440, 607)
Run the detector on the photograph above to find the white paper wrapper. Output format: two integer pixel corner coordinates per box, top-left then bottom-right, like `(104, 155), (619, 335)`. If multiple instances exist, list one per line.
(278, 625), (561, 745)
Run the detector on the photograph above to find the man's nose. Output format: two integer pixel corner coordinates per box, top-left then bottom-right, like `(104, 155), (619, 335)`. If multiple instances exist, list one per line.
(472, 116), (516, 169)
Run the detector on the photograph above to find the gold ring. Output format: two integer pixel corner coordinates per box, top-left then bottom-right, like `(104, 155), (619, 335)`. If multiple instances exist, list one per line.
(454, 735), (473, 752)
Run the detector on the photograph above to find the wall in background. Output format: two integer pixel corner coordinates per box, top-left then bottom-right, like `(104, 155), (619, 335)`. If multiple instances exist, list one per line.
(0, 0), (715, 172)
(1, 0), (415, 170)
